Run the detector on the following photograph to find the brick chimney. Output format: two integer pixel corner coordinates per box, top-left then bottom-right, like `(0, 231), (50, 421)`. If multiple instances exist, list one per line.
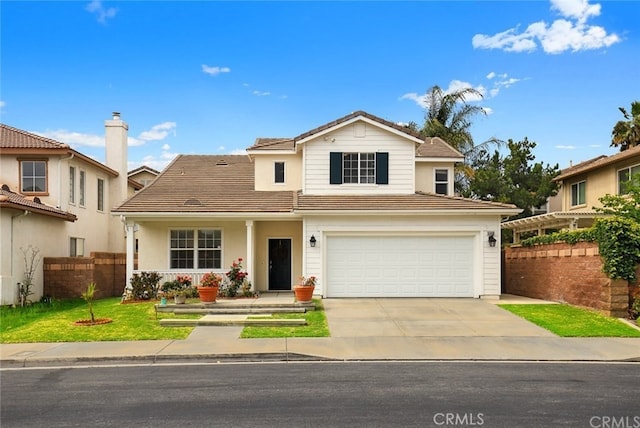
(105, 112), (129, 205)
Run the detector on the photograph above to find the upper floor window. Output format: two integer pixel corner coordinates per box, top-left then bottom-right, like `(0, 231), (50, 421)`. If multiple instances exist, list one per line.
(79, 170), (86, 207)
(434, 169), (449, 195)
(69, 166), (76, 204)
(20, 160), (47, 194)
(274, 162), (285, 184)
(571, 181), (586, 206)
(330, 152), (388, 185)
(617, 164), (640, 194)
(170, 229), (222, 269)
(97, 178), (105, 212)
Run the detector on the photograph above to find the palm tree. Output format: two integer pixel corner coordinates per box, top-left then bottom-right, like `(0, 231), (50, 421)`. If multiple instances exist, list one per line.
(418, 85), (501, 192)
(611, 101), (640, 152)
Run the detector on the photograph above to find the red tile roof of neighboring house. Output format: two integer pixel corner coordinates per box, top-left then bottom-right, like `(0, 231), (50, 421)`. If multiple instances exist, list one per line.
(554, 145), (640, 181)
(0, 186), (77, 221)
(0, 123), (119, 177)
(113, 154), (518, 215)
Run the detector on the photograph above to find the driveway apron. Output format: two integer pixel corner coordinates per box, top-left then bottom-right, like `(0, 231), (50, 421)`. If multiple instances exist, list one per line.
(322, 298), (556, 337)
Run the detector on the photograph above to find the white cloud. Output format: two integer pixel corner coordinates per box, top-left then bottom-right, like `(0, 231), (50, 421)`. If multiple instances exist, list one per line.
(35, 130), (105, 148)
(202, 65), (231, 76)
(161, 143), (171, 151)
(137, 121), (177, 142)
(85, 0), (117, 24)
(555, 145), (578, 149)
(230, 148), (248, 155)
(472, 0), (620, 54)
(252, 90), (271, 97)
(0, 100), (6, 108)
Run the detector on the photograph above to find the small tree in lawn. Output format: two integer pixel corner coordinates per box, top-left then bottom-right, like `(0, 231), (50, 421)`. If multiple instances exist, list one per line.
(81, 282), (97, 324)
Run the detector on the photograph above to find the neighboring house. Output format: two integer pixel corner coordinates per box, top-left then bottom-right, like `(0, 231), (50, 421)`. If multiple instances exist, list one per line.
(128, 165), (159, 189)
(0, 113), (139, 304)
(502, 144), (640, 242)
(114, 111), (520, 299)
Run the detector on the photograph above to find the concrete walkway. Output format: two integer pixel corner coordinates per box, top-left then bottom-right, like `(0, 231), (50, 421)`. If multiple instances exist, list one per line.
(1, 294), (639, 368)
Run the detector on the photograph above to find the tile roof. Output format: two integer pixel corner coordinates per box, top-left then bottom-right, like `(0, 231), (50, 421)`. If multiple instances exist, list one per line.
(0, 123), (119, 177)
(248, 138), (295, 151)
(293, 110), (423, 142)
(114, 155), (518, 215)
(0, 186), (77, 221)
(113, 155), (295, 213)
(1, 123), (70, 149)
(295, 192), (519, 212)
(247, 111), (463, 159)
(416, 137), (464, 159)
(555, 145), (640, 181)
(128, 165), (160, 176)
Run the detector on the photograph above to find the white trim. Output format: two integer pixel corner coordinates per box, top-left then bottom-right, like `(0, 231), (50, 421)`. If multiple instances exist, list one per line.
(415, 157), (464, 163)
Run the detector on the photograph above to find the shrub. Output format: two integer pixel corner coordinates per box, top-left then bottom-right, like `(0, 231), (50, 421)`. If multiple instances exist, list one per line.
(129, 271), (162, 300)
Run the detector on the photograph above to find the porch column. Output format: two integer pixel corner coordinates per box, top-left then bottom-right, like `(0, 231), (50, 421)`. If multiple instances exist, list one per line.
(245, 220), (254, 289)
(125, 221), (136, 292)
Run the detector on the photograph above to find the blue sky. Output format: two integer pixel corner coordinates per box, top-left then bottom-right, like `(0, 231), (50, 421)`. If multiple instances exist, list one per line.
(2, 0), (638, 172)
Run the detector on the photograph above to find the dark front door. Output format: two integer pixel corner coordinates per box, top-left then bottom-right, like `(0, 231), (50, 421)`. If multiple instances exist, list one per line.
(268, 238), (292, 290)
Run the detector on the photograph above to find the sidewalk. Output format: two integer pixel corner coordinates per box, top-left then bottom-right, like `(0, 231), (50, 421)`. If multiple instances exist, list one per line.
(1, 294), (639, 368)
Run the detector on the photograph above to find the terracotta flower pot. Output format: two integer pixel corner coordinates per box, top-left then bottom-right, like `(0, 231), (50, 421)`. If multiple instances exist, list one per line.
(293, 285), (315, 303)
(198, 286), (219, 303)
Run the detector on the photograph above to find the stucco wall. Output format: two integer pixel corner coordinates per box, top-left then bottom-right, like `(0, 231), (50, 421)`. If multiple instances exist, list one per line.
(253, 153), (302, 191)
(503, 242), (629, 317)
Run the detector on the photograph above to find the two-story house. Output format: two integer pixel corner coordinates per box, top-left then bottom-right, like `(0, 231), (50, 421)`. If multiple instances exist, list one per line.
(502, 144), (640, 242)
(113, 111), (520, 299)
(0, 113), (139, 304)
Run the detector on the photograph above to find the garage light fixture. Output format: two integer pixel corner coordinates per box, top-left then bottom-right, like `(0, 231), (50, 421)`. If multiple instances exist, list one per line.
(309, 235), (317, 247)
(488, 231), (497, 247)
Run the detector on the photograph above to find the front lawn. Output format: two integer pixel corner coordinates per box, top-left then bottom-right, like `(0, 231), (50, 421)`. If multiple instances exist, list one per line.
(499, 304), (640, 337)
(240, 299), (330, 338)
(0, 298), (196, 343)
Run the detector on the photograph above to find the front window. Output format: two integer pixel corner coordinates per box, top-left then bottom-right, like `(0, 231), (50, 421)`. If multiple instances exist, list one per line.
(571, 181), (586, 206)
(170, 229), (221, 269)
(20, 160), (47, 193)
(274, 162), (285, 184)
(97, 178), (104, 211)
(69, 166), (76, 204)
(343, 152), (375, 184)
(434, 169), (449, 195)
(617, 164), (640, 194)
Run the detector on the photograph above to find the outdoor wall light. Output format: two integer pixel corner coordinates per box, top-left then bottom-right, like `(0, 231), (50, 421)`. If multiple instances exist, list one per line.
(488, 231), (497, 247)
(309, 235), (317, 247)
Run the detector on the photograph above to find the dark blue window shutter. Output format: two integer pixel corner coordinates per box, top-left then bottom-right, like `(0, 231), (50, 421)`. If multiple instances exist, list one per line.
(330, 152), (343, 184)
(376, 152), (388, 185)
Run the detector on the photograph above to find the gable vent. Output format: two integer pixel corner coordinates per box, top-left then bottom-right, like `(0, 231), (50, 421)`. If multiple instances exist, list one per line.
(216, 159), (228, 166)
(184, 198), (203, 206)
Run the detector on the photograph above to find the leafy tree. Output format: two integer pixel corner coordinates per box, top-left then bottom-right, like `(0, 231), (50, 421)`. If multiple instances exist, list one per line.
(81, 282), (97, 323)
(611, 101), (640, 152)
(413, 84), (502, 192)
(595, 173), (640, 222)
(466, 138), (560, 218)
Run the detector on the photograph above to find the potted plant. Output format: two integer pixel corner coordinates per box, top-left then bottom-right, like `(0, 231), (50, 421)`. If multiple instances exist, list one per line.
(293, 275), (316, 303)
(198, 272), (223, 303)
(161, 276), (192, 304)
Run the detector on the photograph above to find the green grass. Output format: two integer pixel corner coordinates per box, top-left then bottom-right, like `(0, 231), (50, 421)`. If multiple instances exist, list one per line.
(240, 299), (330, 338)
(1, 297), (196, 343)
(499, 304), (640, 337)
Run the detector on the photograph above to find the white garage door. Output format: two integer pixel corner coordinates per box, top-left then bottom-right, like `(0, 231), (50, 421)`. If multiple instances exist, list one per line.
(326, 235), (474, 297)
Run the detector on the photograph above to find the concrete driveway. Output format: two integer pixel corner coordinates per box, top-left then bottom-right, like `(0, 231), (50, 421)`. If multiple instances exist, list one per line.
(323, 298), (556, 337)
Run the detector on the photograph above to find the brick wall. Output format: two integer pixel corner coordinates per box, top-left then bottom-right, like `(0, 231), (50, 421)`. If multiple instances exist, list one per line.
(503, 242), (630, 317)
(43, 252), (127, 299)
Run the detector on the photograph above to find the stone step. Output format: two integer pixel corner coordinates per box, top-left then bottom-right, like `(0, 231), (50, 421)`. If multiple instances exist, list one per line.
(156, 302), (315, 313)
(159, 318), (307, 327)
(173, 307), (307, 315)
